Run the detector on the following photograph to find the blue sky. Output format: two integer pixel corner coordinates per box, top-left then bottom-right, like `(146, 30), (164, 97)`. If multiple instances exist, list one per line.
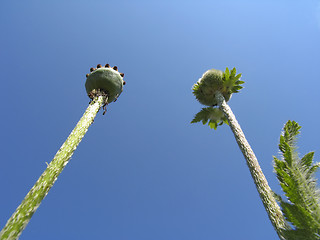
(1, 1), (320, 239)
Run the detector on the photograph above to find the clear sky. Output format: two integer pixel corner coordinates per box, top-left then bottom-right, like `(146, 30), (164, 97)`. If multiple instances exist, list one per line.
(1, 1), (320, 239)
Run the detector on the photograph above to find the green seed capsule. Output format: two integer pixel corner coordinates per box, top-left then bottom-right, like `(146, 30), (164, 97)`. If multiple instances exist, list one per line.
(85, 66), (124, 103)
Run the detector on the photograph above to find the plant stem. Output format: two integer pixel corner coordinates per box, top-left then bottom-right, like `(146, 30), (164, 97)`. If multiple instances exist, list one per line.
(0, 95), (106, 240)
(215, 91), (288, 240)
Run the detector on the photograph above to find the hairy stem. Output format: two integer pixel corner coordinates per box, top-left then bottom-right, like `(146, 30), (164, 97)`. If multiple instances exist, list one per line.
(215, 91), (288, 239)
(0, 95), (106, 240)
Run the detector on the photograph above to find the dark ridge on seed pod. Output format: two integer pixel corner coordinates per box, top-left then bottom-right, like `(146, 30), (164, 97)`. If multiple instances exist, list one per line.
(97, 64), (102, 68)
(105, 64), (110, 68)
(113, 66), (118, 71)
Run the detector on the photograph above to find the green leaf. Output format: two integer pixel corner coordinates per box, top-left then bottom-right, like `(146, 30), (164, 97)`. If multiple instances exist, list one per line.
(224, 67), (230, 80)
(301, 152), (314, 168)
(274, 120), (320, 237)
(274, 157), (289, 183)
(279, 136), (293, 166)
(208, 121), (218, 130)
(192, 83), (200, 92)
(281, 202), (313, 229)
(191, 107), (228, 130)
(306, 162), (320, 179)
(283, 142), (293, 167)
(191, 110), (206, 123)
(283, 120), (301, 146)
(235, 73), (242, 80)
(283, 229), (318, 240)
(230, 67), (236, 76)
(232, 85), (243, 91)
(236, 80), (245, 85)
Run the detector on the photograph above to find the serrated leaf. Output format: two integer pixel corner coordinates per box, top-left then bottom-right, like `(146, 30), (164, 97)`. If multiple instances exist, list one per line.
(282, 142), (293, 167)
(283, 229), (317, 240)
(235, 73), (242, 80)
(306, 163), (320, 179)
(208, 121), (217, 130)
(301, 152), (314, 168)
(279, 135), (287, 153)
(232, 86), (243, 91)
(283, 120), (301, 146)
(230, 67), (236, 76)
(191, 107), (228, 130)
(191, 111), (204, 123)
(282, 203), (316, 229)
(274, 120), (320, 236)
(192, 83), (199, 92)
(224, 67), (230, 80)
(236, 80), (245, 85)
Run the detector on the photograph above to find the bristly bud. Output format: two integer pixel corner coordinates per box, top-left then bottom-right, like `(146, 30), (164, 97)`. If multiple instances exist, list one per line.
(97, 64), (102, 68)
(113, 66), (118, 71)
(105, 64), (110, 68)
(191, 67), (244, 130)
(120, 73), (124, 77)
(192, 67), (244, 106)
(86, 74), (89, 77)
(90, 67), (95, 72)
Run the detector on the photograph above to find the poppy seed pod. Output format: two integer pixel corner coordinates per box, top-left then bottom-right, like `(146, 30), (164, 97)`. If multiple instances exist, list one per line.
(85, 65), (125, 103)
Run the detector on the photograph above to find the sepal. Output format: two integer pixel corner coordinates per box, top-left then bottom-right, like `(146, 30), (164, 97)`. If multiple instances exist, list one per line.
(191, 107), (228, 130)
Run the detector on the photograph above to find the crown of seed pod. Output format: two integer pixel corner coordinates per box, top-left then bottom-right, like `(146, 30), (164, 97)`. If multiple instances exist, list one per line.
(85, 64), (126, 104)
(192, 67), (244, 106)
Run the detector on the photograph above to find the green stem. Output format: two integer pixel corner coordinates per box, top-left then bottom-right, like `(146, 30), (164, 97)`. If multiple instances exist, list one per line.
(0, 95), (106, 240)
(215, 91), (288, 240)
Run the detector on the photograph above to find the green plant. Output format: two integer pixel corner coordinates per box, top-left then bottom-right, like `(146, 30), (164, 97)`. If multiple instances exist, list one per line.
(192, 67), (288, 239)
(0, 64), (125, 240)
(274, 120), (320, 239)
